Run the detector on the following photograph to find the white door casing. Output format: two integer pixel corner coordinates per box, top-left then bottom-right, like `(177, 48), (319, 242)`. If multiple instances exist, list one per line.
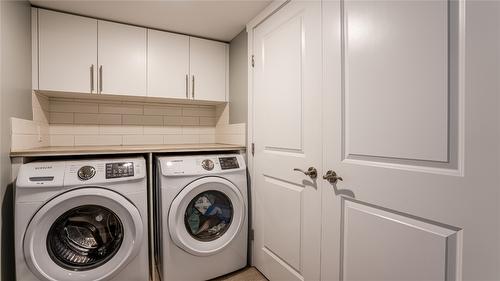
(251, 1), (323, 280)
(97, 20), (147, 96)
(38, 9), (97, 93)
(189, 37), (228, 102)
(147, 29), (190, 99)
(321, 1), (500, 281)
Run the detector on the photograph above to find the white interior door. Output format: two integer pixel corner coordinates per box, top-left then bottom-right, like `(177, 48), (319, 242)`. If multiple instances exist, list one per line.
(321, 1), (500, 280)
(147, 29), (190, 99)
(189, 37), (227, 102)
(252, 1), (323, 280)
(98, 20), (146, 96)
(38, 9), (97, 93)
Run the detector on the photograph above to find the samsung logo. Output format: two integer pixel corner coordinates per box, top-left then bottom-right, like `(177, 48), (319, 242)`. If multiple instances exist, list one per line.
(35, 166), (52, 170)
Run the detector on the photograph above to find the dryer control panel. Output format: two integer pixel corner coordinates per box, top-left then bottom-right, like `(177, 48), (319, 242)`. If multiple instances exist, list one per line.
(159, 154), (245, 176)
(219, 156), (240, 170)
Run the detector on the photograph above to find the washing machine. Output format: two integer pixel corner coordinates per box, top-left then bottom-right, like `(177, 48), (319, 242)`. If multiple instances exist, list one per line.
(155, 154), (247, 281)
(15, 157), (149, 281)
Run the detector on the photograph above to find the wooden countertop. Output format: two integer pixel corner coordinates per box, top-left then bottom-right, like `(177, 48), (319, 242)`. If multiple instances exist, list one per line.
(10, 143), (246, 157)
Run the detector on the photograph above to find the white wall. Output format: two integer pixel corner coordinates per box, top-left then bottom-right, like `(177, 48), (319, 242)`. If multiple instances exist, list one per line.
(0, 1), (32, 280)
(229, 30), (248, 124)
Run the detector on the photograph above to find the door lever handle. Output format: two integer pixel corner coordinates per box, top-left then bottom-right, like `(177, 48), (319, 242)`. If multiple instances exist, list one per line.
(323, 170), (343, 184)
(293, 167), (317, 179)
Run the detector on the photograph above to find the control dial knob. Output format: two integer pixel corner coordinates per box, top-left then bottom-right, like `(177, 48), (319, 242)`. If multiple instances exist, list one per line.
(201, 159), (214, 171)
(78, 166), (96, 181)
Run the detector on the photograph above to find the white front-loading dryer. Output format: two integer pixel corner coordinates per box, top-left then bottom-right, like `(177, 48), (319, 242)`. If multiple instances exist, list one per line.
(15, 157), (149, 281)
(155, 154), (248, 281)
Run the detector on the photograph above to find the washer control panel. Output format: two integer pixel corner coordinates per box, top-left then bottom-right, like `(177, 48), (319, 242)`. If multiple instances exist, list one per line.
(106, 162), (134, 179)
(219, 156), (240, 170)
(77, 166), (96, 181)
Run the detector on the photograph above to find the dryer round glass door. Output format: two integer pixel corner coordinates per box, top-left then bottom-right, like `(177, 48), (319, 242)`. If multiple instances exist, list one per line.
(169, 177), (245, 256)
(23, 188), (144, 281)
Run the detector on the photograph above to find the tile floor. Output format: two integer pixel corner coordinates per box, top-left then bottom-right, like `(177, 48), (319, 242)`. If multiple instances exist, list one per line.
(212, 267), (268, 281)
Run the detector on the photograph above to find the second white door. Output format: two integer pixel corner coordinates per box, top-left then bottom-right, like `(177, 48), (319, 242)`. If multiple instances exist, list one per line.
(252, 1), (323, 280)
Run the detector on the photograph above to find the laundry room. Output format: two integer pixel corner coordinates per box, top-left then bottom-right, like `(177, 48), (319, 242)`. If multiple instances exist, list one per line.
(1, 0), (499, 281)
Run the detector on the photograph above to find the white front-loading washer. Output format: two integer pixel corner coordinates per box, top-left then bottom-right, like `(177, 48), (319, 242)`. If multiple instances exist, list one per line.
(15, 157), (149, 281)
(155, 154), (248, 281)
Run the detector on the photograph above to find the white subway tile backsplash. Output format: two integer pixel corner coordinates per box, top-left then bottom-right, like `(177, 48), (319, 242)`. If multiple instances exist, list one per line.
(99, 103), (143, 115)
(144, 105), (182, 116)
(11, 134), (49, 150)
(164, 116), (184, 126)
(36, 97), (243, 148)
(11, 118), (39, 135)
(199, 134), (216, 143)
(123, 135), (163, 145)
(50, 135), (75, 146)
(50, 101), (98, 113)
(50, 124), (99, 135)
(181, 135), (199, 144)
(33, 106), (49, 124)
(143, 126), (182, 135)
(50, 112), (74, 124)
(99, 125), (143, 135)
(74, 113), (98, 124)
(74, 113), (121, 125)
(74, 135), (122, 146)
(123, 115), (163, 126)
(200, 117), (217, 126)
(181, 116), (199, 126)
(182, 106), (216, 117)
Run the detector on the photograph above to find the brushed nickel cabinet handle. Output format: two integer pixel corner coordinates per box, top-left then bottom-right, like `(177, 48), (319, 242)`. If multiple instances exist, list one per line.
(90, 64), (94, 93)
(323, 170), (343, 184)
(191, 75), (195, 99)
(99, 65), (103, 93)
(185, 74), (189, 99)
(293, 167), (318, 179)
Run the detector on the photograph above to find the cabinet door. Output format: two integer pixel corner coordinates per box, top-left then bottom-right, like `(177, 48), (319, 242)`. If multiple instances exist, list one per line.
(189, 37), (227, 102)
(148, 30), (190, 99)
(38, 9), (97, 93)
(98, 21), (147, 96)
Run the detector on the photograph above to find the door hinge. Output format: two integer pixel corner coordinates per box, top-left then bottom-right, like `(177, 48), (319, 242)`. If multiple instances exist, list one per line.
(251, 55), (255, 68)
(251, 142), (255, 156)
(249, 229), (255, 241)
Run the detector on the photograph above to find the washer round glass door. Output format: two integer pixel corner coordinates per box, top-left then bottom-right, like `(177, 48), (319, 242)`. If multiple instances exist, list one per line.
(23, 188), (144, 281)
(168, 177), (245, 256)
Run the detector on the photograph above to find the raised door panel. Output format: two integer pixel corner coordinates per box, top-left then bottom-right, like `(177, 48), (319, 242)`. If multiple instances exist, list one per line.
(189, 37), (227, 102)
(38, 9), (97, 93)
(147, 30), (190, 99)
(98, 21), (147, 96)
(344, 0), (449, 162)
(342, 200), (461, 281)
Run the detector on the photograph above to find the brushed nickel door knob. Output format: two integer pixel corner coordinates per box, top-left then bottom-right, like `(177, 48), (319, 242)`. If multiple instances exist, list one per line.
(293, 167), (318, 179)
(323, 170), (343, 184)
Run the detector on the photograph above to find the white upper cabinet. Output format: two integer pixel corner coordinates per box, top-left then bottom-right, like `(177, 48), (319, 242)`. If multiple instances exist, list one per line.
(147, 30), (190, 99)
(38, 9), (97, 93)
(35, 9), (227, 102)
(189, 37), (228, 102)
(98, 21), (147, 96)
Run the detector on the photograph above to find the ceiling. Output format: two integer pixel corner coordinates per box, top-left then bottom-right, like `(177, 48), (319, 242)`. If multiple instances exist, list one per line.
(30, 0), (271, 42)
